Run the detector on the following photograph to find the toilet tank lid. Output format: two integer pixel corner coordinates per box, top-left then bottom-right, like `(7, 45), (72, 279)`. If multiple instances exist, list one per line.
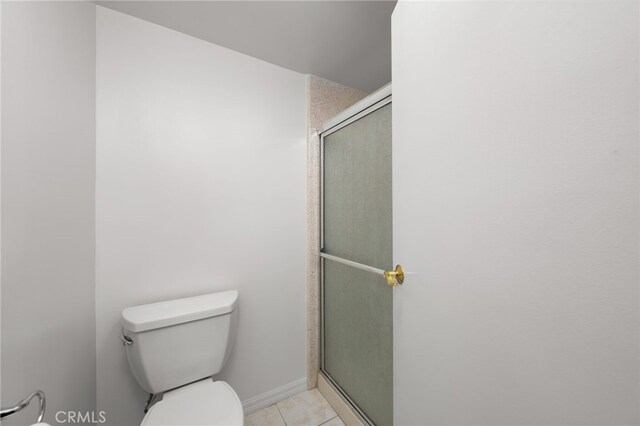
(122, 290), (238, 333)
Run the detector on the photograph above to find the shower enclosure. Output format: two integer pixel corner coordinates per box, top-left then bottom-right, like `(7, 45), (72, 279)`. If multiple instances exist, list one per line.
(319, 85), (394, 425)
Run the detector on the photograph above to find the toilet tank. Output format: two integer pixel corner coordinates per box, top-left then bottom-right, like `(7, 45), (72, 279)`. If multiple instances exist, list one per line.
(121, 290), (238, 394)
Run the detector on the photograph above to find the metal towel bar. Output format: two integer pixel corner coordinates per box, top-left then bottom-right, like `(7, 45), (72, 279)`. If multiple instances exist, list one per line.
(0, 390), (46, 423)
(320, 252), (404, 287)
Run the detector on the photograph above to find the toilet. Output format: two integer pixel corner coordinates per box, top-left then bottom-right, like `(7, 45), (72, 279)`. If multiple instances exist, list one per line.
(121, 290), (243, 426)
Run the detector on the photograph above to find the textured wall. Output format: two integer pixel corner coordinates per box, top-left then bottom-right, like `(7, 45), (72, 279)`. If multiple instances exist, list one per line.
(1, 2), (96, 424)
(307, 76), (369, 131)
(306, 75), (368, 389)
(392, 1), (639, 424)
(96, 7), (307, 425)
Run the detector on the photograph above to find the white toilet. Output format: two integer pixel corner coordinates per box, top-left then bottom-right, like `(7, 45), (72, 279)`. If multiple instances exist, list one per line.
(121, 290), (243, 425)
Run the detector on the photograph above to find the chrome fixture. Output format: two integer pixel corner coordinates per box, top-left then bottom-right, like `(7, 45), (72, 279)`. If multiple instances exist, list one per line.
(1, 390), (46, 423)
(121, 334), (134, 346)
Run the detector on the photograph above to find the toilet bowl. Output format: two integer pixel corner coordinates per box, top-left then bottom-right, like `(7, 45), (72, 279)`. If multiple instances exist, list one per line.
(121, 290), (243, 426)
(141, 379), (243, 426)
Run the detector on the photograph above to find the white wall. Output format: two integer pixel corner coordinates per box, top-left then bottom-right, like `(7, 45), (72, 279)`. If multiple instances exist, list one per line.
(392, 2), (639, 425)
(96, 7), (307, 426)
(1, 2), (96, 424)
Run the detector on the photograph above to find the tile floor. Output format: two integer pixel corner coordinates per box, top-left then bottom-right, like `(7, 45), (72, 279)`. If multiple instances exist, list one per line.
(245, 389), (345, 426)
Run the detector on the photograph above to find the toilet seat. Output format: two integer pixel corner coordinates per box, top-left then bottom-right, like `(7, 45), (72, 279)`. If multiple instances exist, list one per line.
(141, 379), (243, 426)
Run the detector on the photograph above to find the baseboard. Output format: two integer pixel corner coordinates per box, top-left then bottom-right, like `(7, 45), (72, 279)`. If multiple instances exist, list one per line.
(242, 377), (307, 414)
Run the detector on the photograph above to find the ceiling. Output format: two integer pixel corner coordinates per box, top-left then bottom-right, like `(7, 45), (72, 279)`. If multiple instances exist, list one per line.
(95, 1), (396, 93)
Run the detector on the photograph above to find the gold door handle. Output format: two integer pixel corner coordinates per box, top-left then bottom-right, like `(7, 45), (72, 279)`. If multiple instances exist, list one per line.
(384, 265), (404, 287)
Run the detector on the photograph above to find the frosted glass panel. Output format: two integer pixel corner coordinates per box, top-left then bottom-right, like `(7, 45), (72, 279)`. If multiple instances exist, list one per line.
(323, 104), (392, 269)
(323, 260), (393, 426)
(322, 102), (392, 425)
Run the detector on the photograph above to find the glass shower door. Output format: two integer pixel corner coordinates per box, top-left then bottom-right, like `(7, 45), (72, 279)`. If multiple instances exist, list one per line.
(321, 97), (392, 426)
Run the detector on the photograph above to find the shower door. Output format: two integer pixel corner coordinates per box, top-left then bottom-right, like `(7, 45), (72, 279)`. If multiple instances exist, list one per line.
(320, 89), (393, 426)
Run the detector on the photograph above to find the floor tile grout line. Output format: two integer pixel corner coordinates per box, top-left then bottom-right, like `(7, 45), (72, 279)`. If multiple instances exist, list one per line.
(318, 415), (339, 426)
(274, 401), (288, 426)
(249, 389), (338, 426)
